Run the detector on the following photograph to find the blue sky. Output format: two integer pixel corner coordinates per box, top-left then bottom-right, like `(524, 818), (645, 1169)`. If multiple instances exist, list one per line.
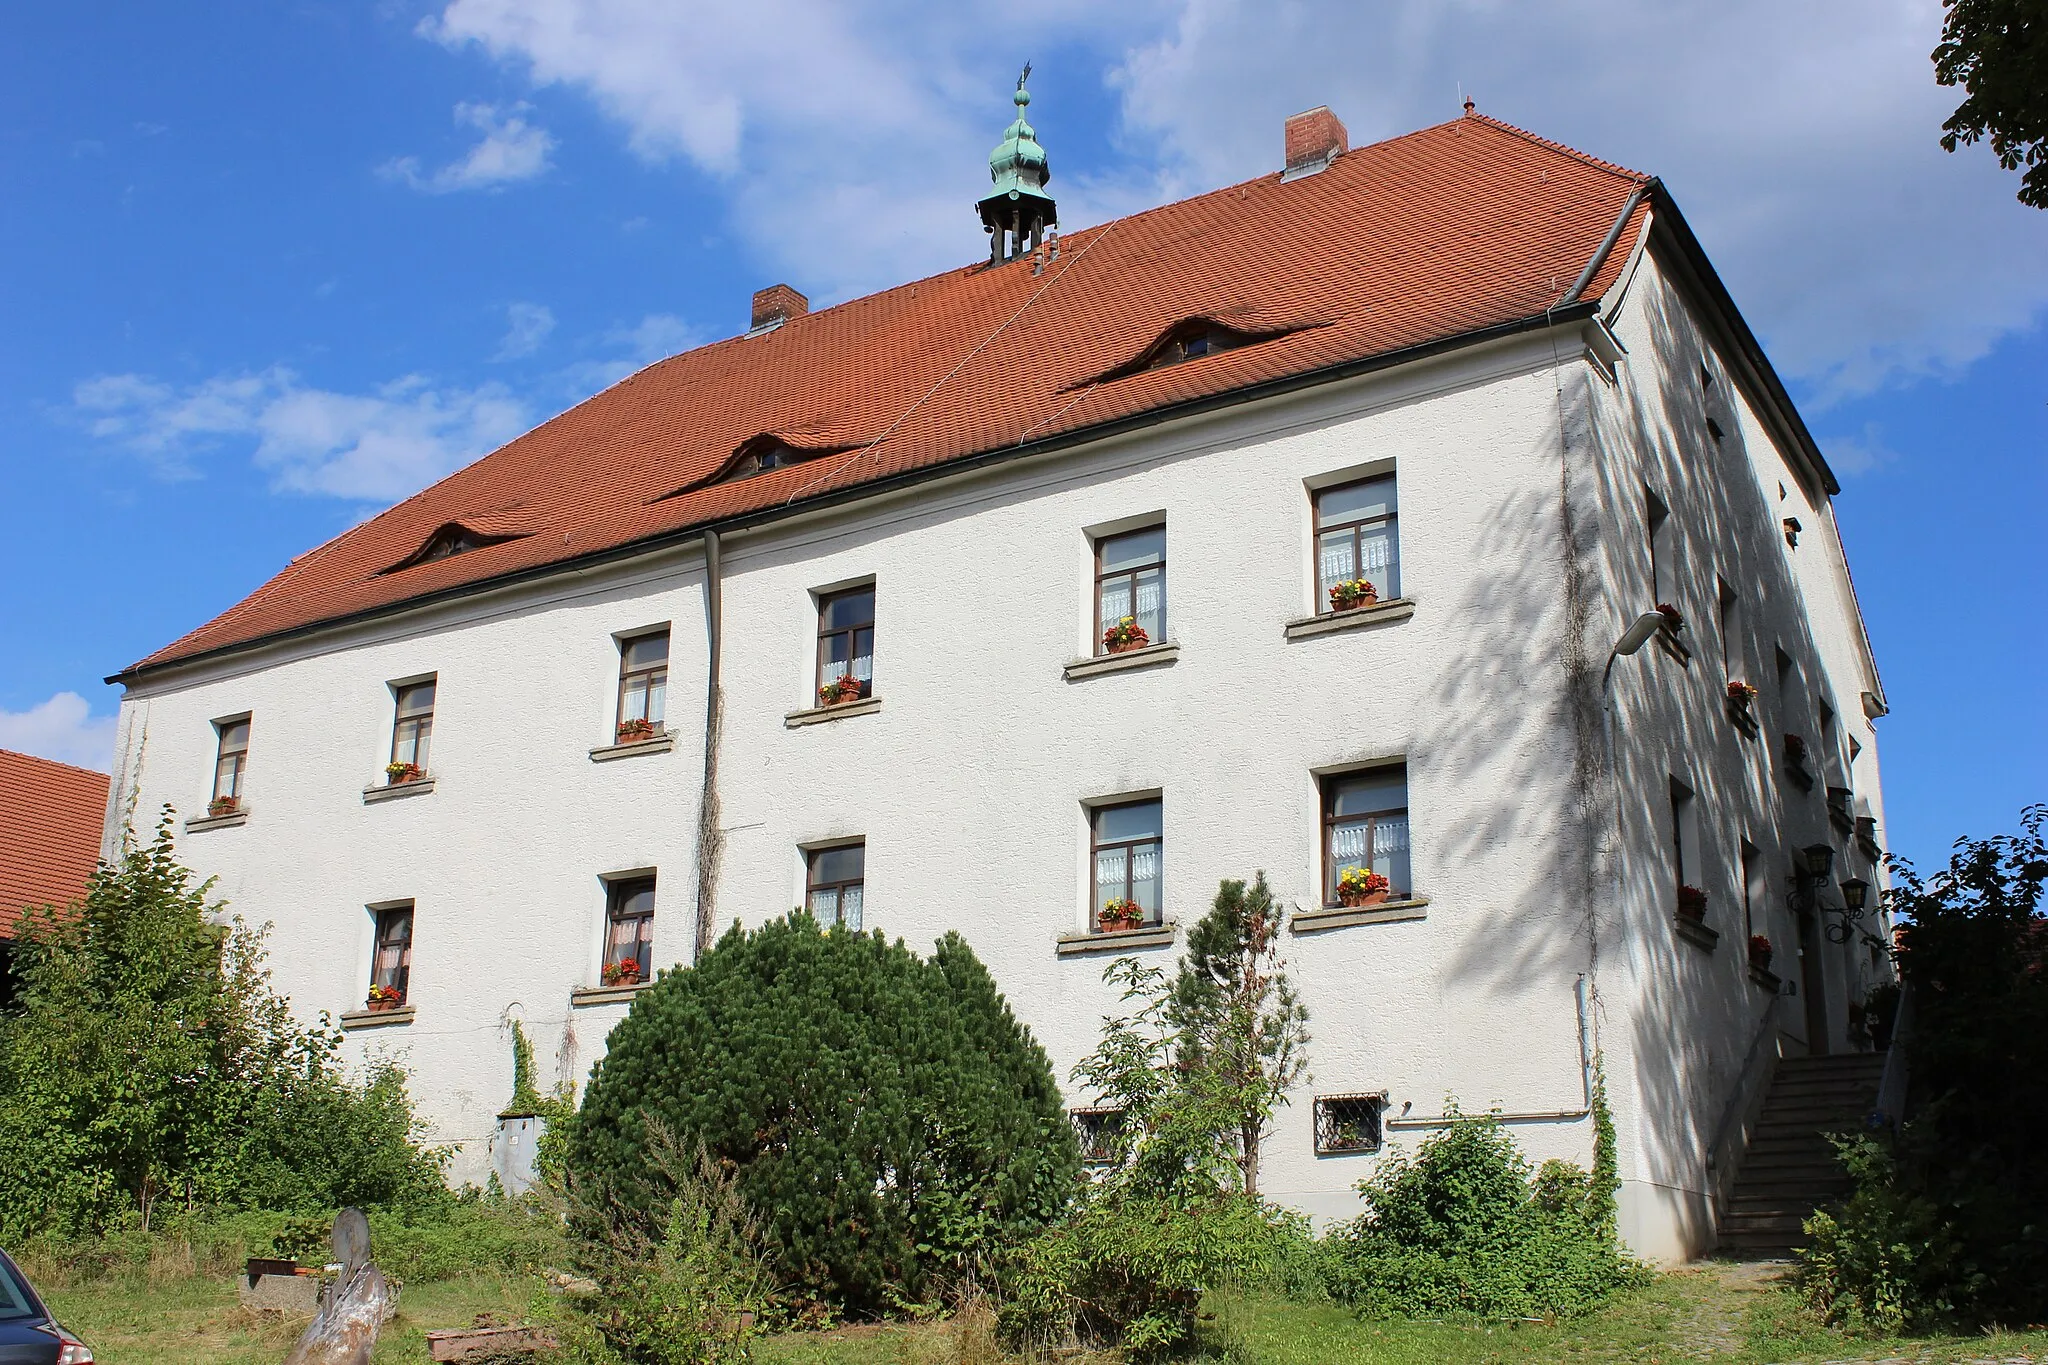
(1, 1), (2041, 870)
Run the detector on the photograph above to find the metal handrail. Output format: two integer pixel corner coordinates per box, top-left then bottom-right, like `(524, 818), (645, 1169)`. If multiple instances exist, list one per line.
(1705, 1002), (1780, 1172)
(1871, 981), (1913, 1129)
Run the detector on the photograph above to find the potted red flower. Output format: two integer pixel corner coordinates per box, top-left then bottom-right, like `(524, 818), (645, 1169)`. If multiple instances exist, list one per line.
(1677, 885), (1708, 921)
(1101, 616), (1150, 654)
(616, 717), (658, 743)
(365, 984), (404, 1012)
(1328, 578), (1378, 612)
(602, 959), (643, 987)
(1097, 898), (1144, 933)
(1726, 681), (1757, 708)
(1656, 602), (1685, 634)
(1748, 935), (1774, 971)
(818, 674), (865, 706)
(1336, 867), (1391, 908)
(384, 761), (424, 786)
(208, 795), (240, 818)
(1782, 733), (1808, 764)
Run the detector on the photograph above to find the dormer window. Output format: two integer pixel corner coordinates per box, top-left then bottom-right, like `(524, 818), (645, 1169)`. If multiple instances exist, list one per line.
(1143, 320), (1250, 371)
(659, 435), (858, 500)
(383, 522), (523, 574)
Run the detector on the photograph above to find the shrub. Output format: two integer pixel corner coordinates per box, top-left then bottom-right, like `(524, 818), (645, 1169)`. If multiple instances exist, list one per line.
(0, 813), (447, 1238)
(564, 917), (1077, 1316)
(1321, 1088), (1642, 1320)
(552, 1135), (775, 1365)
(1797, 804), (2048, 1331)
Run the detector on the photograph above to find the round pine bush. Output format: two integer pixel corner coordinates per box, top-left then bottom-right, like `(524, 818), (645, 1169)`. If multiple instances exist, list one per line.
(565, 917), (1079, 1315)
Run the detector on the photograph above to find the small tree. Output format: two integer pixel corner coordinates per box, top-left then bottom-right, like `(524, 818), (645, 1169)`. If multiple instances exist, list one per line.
(565, 916), (1077, 1316)
(1934, 0), (2048, 207)
(1166, 873), (1310, 1196)
(0, 809), (445, 1236)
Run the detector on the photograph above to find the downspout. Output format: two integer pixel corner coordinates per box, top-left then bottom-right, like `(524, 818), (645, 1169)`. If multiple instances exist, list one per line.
(693, 530), (726, 958)
(1386, 976), (1594, 1128)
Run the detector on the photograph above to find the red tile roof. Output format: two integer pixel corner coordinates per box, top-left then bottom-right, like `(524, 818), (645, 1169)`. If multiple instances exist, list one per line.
(124, 114), (1650, 677)
(0, 750), (110, 937)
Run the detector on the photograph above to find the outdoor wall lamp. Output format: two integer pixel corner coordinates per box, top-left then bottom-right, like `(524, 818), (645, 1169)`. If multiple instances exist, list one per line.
(1802, 843), (1836, 881)
(1789, 842), (1868, 944)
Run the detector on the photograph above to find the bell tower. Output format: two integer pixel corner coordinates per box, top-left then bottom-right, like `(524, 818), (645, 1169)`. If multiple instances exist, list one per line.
(977, 65), (1056, 265)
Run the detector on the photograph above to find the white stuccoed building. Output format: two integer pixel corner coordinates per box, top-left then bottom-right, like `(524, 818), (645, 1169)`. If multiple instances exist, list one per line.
(103, 94), (1892, 1262)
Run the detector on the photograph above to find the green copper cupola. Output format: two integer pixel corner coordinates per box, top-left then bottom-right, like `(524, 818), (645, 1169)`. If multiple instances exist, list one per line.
(977, 64), (1056, 264)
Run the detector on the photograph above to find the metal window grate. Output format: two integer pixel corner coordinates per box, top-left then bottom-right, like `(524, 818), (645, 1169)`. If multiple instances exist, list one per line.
(1069, 1107), (1125, 1166)
(1314, 1093), (1387, 1155)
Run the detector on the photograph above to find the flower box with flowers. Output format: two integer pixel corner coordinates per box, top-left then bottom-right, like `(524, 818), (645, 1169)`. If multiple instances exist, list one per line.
(365, 985), (404, 1012)
(1336, 867), (1391, 908)
(1726, 681), (1757, 709)
(615, 717), (659, 744)
(207, 795), (241, 818)
(1676, 885), (1708, 921)
(1748, 934), (1774, 971)
(384, 761), (424, 786)
(1328, 579), (1379, 613)
(1656, 602), (1686, 634)
(817, 674), (866, 707)
(1101, 617), (1149, 654)
(1097, 898), (1145, 933)
(601, 960), (642, 987)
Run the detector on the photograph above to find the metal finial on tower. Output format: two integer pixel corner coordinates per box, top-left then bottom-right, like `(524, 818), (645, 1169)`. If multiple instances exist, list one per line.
(976, 64), (1057, 265)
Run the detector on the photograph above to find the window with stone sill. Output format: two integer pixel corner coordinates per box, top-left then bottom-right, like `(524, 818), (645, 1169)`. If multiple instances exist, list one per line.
(389, 678), (435, 776)
(806, 843), (865, 930)
(1322, 766), (1410, 905)
(211, 715), (250, 806)
(603, 877), (656, 984)
(1094, 526), (1165, 656)
(1070, 1106), (1126, 1166)
(815, 587), (875, 702)
(616, 629), (669, 737)
(1315, 474), (1399, 613)
(370, 905), (413, 1004)
(1091, 798), (1163, 929)
(1314, 1093), (1386, 1154)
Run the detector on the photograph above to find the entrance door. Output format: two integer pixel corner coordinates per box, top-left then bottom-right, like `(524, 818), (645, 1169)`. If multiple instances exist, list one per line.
(1798, 909), (1830, 1055)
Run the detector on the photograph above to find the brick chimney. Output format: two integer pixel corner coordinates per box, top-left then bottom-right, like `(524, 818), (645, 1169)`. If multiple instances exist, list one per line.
(750, 284), (808, 332)
(1282, 107), (1348, 180)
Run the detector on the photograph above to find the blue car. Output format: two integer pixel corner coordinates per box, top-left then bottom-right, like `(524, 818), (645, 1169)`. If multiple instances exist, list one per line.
(0, 1248), (92, 1363)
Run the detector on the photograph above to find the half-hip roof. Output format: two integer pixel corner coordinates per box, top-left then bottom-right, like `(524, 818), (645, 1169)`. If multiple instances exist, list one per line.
(123, 113), (1656, 678)
(0, 750), (109, 938)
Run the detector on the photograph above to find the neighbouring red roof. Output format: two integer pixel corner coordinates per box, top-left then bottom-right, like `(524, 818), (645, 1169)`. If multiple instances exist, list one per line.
(0, 750), (110, 938)
(125, 114), (1651, 677)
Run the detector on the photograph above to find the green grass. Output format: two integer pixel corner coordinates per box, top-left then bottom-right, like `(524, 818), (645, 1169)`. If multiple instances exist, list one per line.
(38, 1262), (2048, 1363)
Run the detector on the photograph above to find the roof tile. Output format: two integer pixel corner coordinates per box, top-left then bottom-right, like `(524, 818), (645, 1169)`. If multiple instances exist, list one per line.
(0, 750), (110, 937)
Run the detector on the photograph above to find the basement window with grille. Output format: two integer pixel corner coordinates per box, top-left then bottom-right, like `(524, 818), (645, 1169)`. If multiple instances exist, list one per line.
(1070, 1106), (1126, 1166)
(1314, 1093), (1387, 1155)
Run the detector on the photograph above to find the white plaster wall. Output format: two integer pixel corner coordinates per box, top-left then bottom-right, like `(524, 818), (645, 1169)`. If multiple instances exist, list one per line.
(1585, 242), (1893, 1261)
(110, 272), (1886, 1265)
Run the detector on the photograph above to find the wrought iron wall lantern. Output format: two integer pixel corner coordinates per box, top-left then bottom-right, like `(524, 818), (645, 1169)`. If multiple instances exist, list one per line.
(1788, 841), (1871, 944)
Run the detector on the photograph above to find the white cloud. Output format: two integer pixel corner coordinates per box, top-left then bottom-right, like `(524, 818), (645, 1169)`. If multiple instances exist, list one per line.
(0, 693), (117, 773)
(74, 366), (532, 502)
(494, 300), (556, 359)
(1819, 422), (1901, 476)
(381, 100), (556, 193)
(560, 312), (711, 391)
(420, 0), (2047, 400)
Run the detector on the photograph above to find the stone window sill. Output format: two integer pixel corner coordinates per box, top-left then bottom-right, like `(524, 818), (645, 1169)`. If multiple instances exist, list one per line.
(1056, 921), (1179, 955)
(1749, 965), (1782, 992)
(1675, 915), (1720, 952)
(1064, 641), (1179, 681)
(1282, 598), (1416, 641)
(363, 777), (435, 804)
(1656, 628), (1693, 667)
(1290, 897), (1430, 933)
(570, 982), (655, 1007)
(785, 696), (882, 728)
(1726, 703), (1759, 738)
(1783, 763), (1816, 793)
(186, 809), (249, 832)
(590, 732), (677, 762)
(340, 1005), (415, 1030)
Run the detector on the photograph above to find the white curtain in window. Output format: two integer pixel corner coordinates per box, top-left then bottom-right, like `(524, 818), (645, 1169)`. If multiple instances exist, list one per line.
(1130, 843), (1159, 912)
(839, 884), (863, 931)
(1134, 575), (1164, 637)
(849, 651), (872, 683)
(1318, 533), (1356, 596)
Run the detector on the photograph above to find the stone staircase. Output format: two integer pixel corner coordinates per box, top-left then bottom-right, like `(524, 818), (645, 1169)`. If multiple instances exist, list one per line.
(1717, 1051), (1887, 1258)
